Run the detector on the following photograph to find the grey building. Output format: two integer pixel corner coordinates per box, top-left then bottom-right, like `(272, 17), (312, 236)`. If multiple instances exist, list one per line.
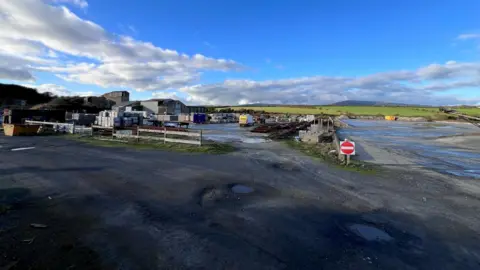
(112, 101), (143, 112)
(187, 106), (207, 114)
(141, 99), (188, 115)
(102, 91), (130, 105)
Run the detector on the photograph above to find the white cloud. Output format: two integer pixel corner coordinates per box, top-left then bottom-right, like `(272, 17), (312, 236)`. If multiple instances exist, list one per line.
(457, 33), (480, 40)
(0, 0), (242, 90)
(47, 50), (59, 58)
(22, 83), (94, 96)
(0, 1), (478, 106)
(203, 41), (215, 49)
(178, 61), (480, 106)
(127, 25), (137, 34)
(49, 0), (88, 9)
(0, 67), (35, 81)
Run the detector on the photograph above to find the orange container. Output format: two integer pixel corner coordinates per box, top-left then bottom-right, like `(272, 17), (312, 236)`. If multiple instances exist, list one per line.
(3, 124), (40, 136)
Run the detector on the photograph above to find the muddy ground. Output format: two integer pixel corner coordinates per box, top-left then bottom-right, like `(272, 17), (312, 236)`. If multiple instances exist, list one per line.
(1, 135), (480, 269)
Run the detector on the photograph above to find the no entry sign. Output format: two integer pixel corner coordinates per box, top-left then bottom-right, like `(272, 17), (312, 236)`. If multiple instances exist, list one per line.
(340, 139), (355, 155)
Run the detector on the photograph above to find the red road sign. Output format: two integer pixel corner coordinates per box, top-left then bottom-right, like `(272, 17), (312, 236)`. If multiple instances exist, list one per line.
(340, 139), (355, 155)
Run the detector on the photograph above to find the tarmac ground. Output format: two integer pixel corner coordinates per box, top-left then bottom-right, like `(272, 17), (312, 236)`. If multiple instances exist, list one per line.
(1, 133), (480, 269)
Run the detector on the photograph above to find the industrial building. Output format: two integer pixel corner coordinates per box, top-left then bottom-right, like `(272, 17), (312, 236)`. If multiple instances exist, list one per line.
(112, 101), (143, 112)
(188, 106), (207, 114)
(102, 91), (130, 104)
(141, 99), (189, 115)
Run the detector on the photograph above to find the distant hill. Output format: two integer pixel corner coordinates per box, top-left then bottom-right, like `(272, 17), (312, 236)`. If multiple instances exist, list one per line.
(0, 83), (54, 107)
(223, 101), (419, 107)
(328, 100), (412, 106)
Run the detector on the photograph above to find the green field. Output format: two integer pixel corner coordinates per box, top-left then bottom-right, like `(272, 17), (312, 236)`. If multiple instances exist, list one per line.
(222, 106), (480, 117)
(456, 108), (480, 117)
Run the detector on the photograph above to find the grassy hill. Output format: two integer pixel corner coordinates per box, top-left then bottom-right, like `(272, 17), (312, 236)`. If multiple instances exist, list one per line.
(219, 106), (480, 118)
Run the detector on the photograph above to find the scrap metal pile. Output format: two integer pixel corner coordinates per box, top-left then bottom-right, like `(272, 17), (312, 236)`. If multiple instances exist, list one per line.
(251, 122), (311, 139)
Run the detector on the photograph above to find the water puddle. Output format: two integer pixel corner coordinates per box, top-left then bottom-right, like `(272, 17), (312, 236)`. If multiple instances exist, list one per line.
(348, 224), (393, 242)
(445, 170), (480, 179)
(231, 185), (254, 194)
(242, 137), (269, 144)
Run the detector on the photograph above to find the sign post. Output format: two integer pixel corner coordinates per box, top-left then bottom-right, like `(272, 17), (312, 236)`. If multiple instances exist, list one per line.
(340, 139), (355, 165)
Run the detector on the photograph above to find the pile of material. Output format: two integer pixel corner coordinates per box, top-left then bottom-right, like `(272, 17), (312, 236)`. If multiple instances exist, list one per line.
(95, 110), (146, 128)
(268, 122), (311, 139)
(251, 122), (311, 139)
(251, 123), (299, 133)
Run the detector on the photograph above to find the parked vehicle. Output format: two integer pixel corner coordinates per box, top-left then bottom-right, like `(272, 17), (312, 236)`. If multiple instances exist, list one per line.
(239, 114), (254, 127)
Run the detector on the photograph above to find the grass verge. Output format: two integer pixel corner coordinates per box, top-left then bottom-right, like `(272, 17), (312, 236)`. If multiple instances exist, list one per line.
(284, 140), (378, 174)
(67, 135), (236, 154)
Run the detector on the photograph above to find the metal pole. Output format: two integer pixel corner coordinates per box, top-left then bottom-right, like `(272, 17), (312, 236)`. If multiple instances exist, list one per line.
(200, 129), (203, 146)
(164, 127), (167, 144)
(346, 155), (350, 166)
(136, 126), (140, 142)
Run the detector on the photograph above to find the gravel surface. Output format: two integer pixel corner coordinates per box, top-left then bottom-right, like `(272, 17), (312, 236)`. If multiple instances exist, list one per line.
(1, 135), (480, 269)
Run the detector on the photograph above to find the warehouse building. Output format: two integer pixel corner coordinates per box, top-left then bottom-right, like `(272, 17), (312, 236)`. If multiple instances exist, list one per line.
(102, 91), (130, 105)
(187, 106), (207, 114)
(141, 99), (188, 115)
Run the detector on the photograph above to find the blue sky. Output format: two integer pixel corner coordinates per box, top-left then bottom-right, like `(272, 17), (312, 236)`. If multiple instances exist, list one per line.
(0, 0), (479, 105)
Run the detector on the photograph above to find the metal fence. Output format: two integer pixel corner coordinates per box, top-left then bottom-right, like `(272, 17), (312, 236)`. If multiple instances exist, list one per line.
(25, 120), (93, 135)
(112, 127), (203, 146)
(25, 120), (74, 133)
(74, 126), (93, 135)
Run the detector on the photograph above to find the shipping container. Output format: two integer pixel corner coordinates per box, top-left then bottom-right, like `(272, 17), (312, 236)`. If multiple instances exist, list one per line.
(193, 113), (206, 123)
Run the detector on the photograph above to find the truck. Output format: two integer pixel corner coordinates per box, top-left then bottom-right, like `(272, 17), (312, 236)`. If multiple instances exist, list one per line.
(239, 114), (254, 127)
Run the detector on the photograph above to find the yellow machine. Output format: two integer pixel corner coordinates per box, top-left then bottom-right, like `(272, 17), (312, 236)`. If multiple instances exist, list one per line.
(239, 114), (254, 127)
(385, 116), (397, 121)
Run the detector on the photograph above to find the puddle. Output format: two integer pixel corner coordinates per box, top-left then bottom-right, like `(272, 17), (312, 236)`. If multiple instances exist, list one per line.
(271, 162), (299, 171)
(445, 170), (480, 179)
(348, 224), (393, 242)
(242, 138), (269, 144)
(231, 185), (254, 194)
(341, 120), (480, 178)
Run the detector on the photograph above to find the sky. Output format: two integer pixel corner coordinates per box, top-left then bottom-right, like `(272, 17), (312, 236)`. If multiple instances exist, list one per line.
(0, 0), (479, 105)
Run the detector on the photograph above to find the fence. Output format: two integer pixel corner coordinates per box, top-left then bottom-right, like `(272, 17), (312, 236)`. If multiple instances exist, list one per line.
(74, 126), (93, 135)
(112, 127), (203, 146)
(25, 120), (93, 135)
(25, 120), (74, 133)
(315, 117), (335, 131)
